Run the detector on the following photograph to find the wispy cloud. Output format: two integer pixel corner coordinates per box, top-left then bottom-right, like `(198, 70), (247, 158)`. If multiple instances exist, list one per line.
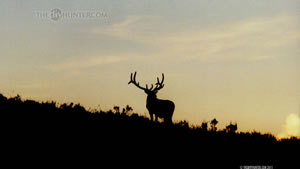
(46, 56), (124, 72)
(93, 14), (300, 63)
(91, 15), (161, 41)
(158, 14), (300, 62)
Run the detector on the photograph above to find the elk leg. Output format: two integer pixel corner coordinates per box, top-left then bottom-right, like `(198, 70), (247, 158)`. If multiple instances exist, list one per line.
(155, 115), (158, 122)
(167, 118), (172, 124)
(149, 112), (154, 121)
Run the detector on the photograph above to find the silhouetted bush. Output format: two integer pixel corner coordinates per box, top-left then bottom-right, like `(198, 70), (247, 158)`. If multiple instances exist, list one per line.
(200, 121), (208, 131)
(225, 122), (238, 133)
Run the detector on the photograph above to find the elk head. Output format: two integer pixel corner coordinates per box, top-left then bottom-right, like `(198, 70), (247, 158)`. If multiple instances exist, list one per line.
(128, 72), (175, 123)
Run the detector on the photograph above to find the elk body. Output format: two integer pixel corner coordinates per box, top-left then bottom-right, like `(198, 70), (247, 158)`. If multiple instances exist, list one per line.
(128, 72), (175, 123)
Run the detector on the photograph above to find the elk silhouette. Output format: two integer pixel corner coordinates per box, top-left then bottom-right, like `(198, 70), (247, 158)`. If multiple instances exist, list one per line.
(128, 72), (175, 123)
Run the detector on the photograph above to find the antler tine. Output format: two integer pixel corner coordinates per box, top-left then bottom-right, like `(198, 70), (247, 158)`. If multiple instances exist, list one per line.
(153, 73), (165, 91)
(156, 73), (164, 85)
(150, 84), (154, 90)
(133, 71), (137, 81)
(128, 73), (133, 84)
(146, 84), (154, 90)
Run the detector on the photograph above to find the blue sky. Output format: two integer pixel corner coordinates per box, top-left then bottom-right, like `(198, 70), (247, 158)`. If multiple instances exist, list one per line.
(1, 0), (300, 137)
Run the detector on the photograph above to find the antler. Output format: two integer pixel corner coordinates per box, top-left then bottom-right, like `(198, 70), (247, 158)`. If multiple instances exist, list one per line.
(128, 72), (148, 91)
(153, 73), (164, 92)
(128, 72), (165, 92)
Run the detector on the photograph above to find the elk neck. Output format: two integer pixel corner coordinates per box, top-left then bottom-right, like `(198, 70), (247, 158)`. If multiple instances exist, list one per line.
(146, 93), (158, 105)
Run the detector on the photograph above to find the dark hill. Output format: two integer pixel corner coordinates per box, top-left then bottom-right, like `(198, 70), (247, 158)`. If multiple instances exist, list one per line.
(1, 93), (298, 168)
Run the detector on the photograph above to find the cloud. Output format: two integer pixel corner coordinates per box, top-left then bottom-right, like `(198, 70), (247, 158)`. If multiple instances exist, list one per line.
(157, 14), (300, 62)
(91, 15), (160, 41)
(277, 113), (300, 139)
(105, 16), (142, 38)
(93, 14), (300, 63)
(46, 56), (124, 72)
(246, 55), (273, 61)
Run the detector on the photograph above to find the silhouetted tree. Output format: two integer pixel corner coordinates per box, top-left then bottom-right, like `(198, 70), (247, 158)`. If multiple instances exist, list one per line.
(210, 118), (218, 131)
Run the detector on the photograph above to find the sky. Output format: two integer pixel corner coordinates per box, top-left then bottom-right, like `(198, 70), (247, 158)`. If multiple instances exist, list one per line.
(0, 0), (300, 137)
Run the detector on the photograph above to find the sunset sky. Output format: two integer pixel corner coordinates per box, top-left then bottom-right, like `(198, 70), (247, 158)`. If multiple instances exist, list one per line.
(1, 0), (300, 137)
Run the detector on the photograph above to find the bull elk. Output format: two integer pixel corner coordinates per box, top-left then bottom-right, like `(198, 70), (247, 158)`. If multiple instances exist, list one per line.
(128, 72), (175, 123)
